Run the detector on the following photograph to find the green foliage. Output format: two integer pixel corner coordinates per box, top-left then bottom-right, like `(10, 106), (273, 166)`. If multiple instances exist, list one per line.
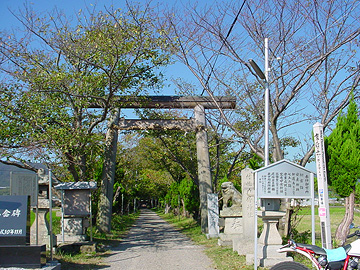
(248, 153), (262, 170)
(178, 177), (199, 214)
(355, 181), (360, 204)
(163, 177), (199, 217)
(326, 97), (360, 197)
(165, 182), (180, 207)
(288, 228), (312, 244)
(0, 3), (172, 182)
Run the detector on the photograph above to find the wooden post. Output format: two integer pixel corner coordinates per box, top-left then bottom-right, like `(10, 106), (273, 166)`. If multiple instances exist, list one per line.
(194, 105), (213, 234)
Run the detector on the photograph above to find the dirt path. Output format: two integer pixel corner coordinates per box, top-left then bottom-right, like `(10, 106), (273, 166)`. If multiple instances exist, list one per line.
(102, 209), (216, 270)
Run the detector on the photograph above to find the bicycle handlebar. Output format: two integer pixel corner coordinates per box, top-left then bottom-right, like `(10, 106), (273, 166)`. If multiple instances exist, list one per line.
(347, 230), (360, 238)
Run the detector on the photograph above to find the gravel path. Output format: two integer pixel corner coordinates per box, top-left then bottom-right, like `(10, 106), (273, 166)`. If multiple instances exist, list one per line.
(103, 209), (216, 270)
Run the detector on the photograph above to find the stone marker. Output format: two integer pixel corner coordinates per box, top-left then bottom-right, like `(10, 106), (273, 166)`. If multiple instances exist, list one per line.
(0, 195), (30, 245)
(207, 193), (219, 238)
(234, 168), (255, 255)
(0, 195), (46, 268)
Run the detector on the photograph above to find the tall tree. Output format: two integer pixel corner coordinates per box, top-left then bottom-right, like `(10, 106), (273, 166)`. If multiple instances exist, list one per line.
(160, 0), (360, 166)
(326, 97), (360, 245)
(0, 3), (171, 180)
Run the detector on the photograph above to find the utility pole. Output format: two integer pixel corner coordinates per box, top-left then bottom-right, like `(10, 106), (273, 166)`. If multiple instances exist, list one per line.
(264, 37), (269, 167)
(249, 37), (270, 166)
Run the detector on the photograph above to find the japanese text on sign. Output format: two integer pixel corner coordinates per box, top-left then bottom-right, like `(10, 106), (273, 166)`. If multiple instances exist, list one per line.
(0, 195), (28, 238)
(256, 160), (313, 199)
(0, 209), (21, 218)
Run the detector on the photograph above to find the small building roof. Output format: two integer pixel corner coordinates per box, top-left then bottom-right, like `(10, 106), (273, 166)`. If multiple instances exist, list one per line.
(54, 181), (97, 190)
(254, 159), (315, 174)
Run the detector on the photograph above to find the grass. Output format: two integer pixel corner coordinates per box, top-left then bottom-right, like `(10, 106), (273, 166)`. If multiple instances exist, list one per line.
(53, 212), (139, 270)
(292, 206), (360, 246)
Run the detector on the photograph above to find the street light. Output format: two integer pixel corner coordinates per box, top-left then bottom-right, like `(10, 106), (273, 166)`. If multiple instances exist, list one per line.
(249, 38), (270, 167)
(249, 59), (265, 80)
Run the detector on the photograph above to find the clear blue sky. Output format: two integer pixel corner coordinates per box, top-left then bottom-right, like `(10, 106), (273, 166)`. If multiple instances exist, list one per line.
(0, 0), (200, 102)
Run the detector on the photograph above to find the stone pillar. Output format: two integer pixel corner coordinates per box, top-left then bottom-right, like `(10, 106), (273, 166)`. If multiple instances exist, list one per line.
(234, 168), (255, 255)
(194, 105), (212, 234)
(30, 199), (56, 249)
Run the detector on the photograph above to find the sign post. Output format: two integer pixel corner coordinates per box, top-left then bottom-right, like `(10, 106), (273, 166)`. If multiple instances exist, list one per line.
(253, 160), (315, 269)
(313, 122), (332, 249)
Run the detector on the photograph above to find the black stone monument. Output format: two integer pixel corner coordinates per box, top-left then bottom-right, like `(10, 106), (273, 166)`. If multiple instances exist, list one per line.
(0, 195), (46, 268)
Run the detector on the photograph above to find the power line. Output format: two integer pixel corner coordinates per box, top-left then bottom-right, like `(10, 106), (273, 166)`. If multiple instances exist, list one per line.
(201, 0), (247, 96)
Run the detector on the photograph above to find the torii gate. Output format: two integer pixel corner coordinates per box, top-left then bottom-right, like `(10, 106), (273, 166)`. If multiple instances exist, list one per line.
(95, 96), (236, 233)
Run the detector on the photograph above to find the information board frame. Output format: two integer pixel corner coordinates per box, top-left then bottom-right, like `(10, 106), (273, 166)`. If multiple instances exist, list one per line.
(256, 160), (314, 199)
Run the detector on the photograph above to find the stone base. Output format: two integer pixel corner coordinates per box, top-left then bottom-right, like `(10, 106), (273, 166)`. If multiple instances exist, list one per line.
(56, 241), (97, 255)
(218, 216), (243, 246)
(246, 253), (260, 266)
(261, 256), (293, 268)
(218, 232), (242, 246)
(223, 216), (243, 234)
(0, 245), (46, 268)
(42, 261), (62, 270)
(246, 253), (292, 267)
(31, 233), (57, 249)
(57, 234), (88, 243)
(233, 235), (254, 255)
(206, 233), (219, 239)
(246, 244), (293, 267)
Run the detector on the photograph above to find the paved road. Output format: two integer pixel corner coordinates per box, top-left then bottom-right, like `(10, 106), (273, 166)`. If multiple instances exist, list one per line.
(103, 209), (216, 270)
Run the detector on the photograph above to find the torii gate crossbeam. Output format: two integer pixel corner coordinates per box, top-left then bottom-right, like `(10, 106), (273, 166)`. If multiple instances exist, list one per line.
(89, 95), (236, 109)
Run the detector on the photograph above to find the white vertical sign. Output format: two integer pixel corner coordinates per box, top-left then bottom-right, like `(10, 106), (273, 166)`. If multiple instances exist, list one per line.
(313, 122), (332, 249)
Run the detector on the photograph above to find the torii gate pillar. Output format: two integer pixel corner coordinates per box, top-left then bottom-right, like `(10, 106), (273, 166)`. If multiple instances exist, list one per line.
(194, 105), (213, 234)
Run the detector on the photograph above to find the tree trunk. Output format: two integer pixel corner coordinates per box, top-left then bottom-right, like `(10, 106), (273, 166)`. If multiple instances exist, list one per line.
(335, 191), (355, 246)
(113, 186), (121, 205)
(165, 203), (171, 214)
(96, 108), (120, 233)
(181, 198), (186, 217)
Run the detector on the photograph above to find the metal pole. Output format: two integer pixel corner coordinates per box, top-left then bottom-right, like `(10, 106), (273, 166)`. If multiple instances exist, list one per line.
(254, 171), (258, 270)
(35, 176), (39, 245)
(61, 190), (64, 243)
(49, 169), (53, 261)
(311, 173), (315, 245)
(89, 191), (93, 242)
(264, 37), (269, 167)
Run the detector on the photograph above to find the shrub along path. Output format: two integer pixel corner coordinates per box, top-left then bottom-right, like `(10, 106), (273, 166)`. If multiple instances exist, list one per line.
(102, 209), (215, 270)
